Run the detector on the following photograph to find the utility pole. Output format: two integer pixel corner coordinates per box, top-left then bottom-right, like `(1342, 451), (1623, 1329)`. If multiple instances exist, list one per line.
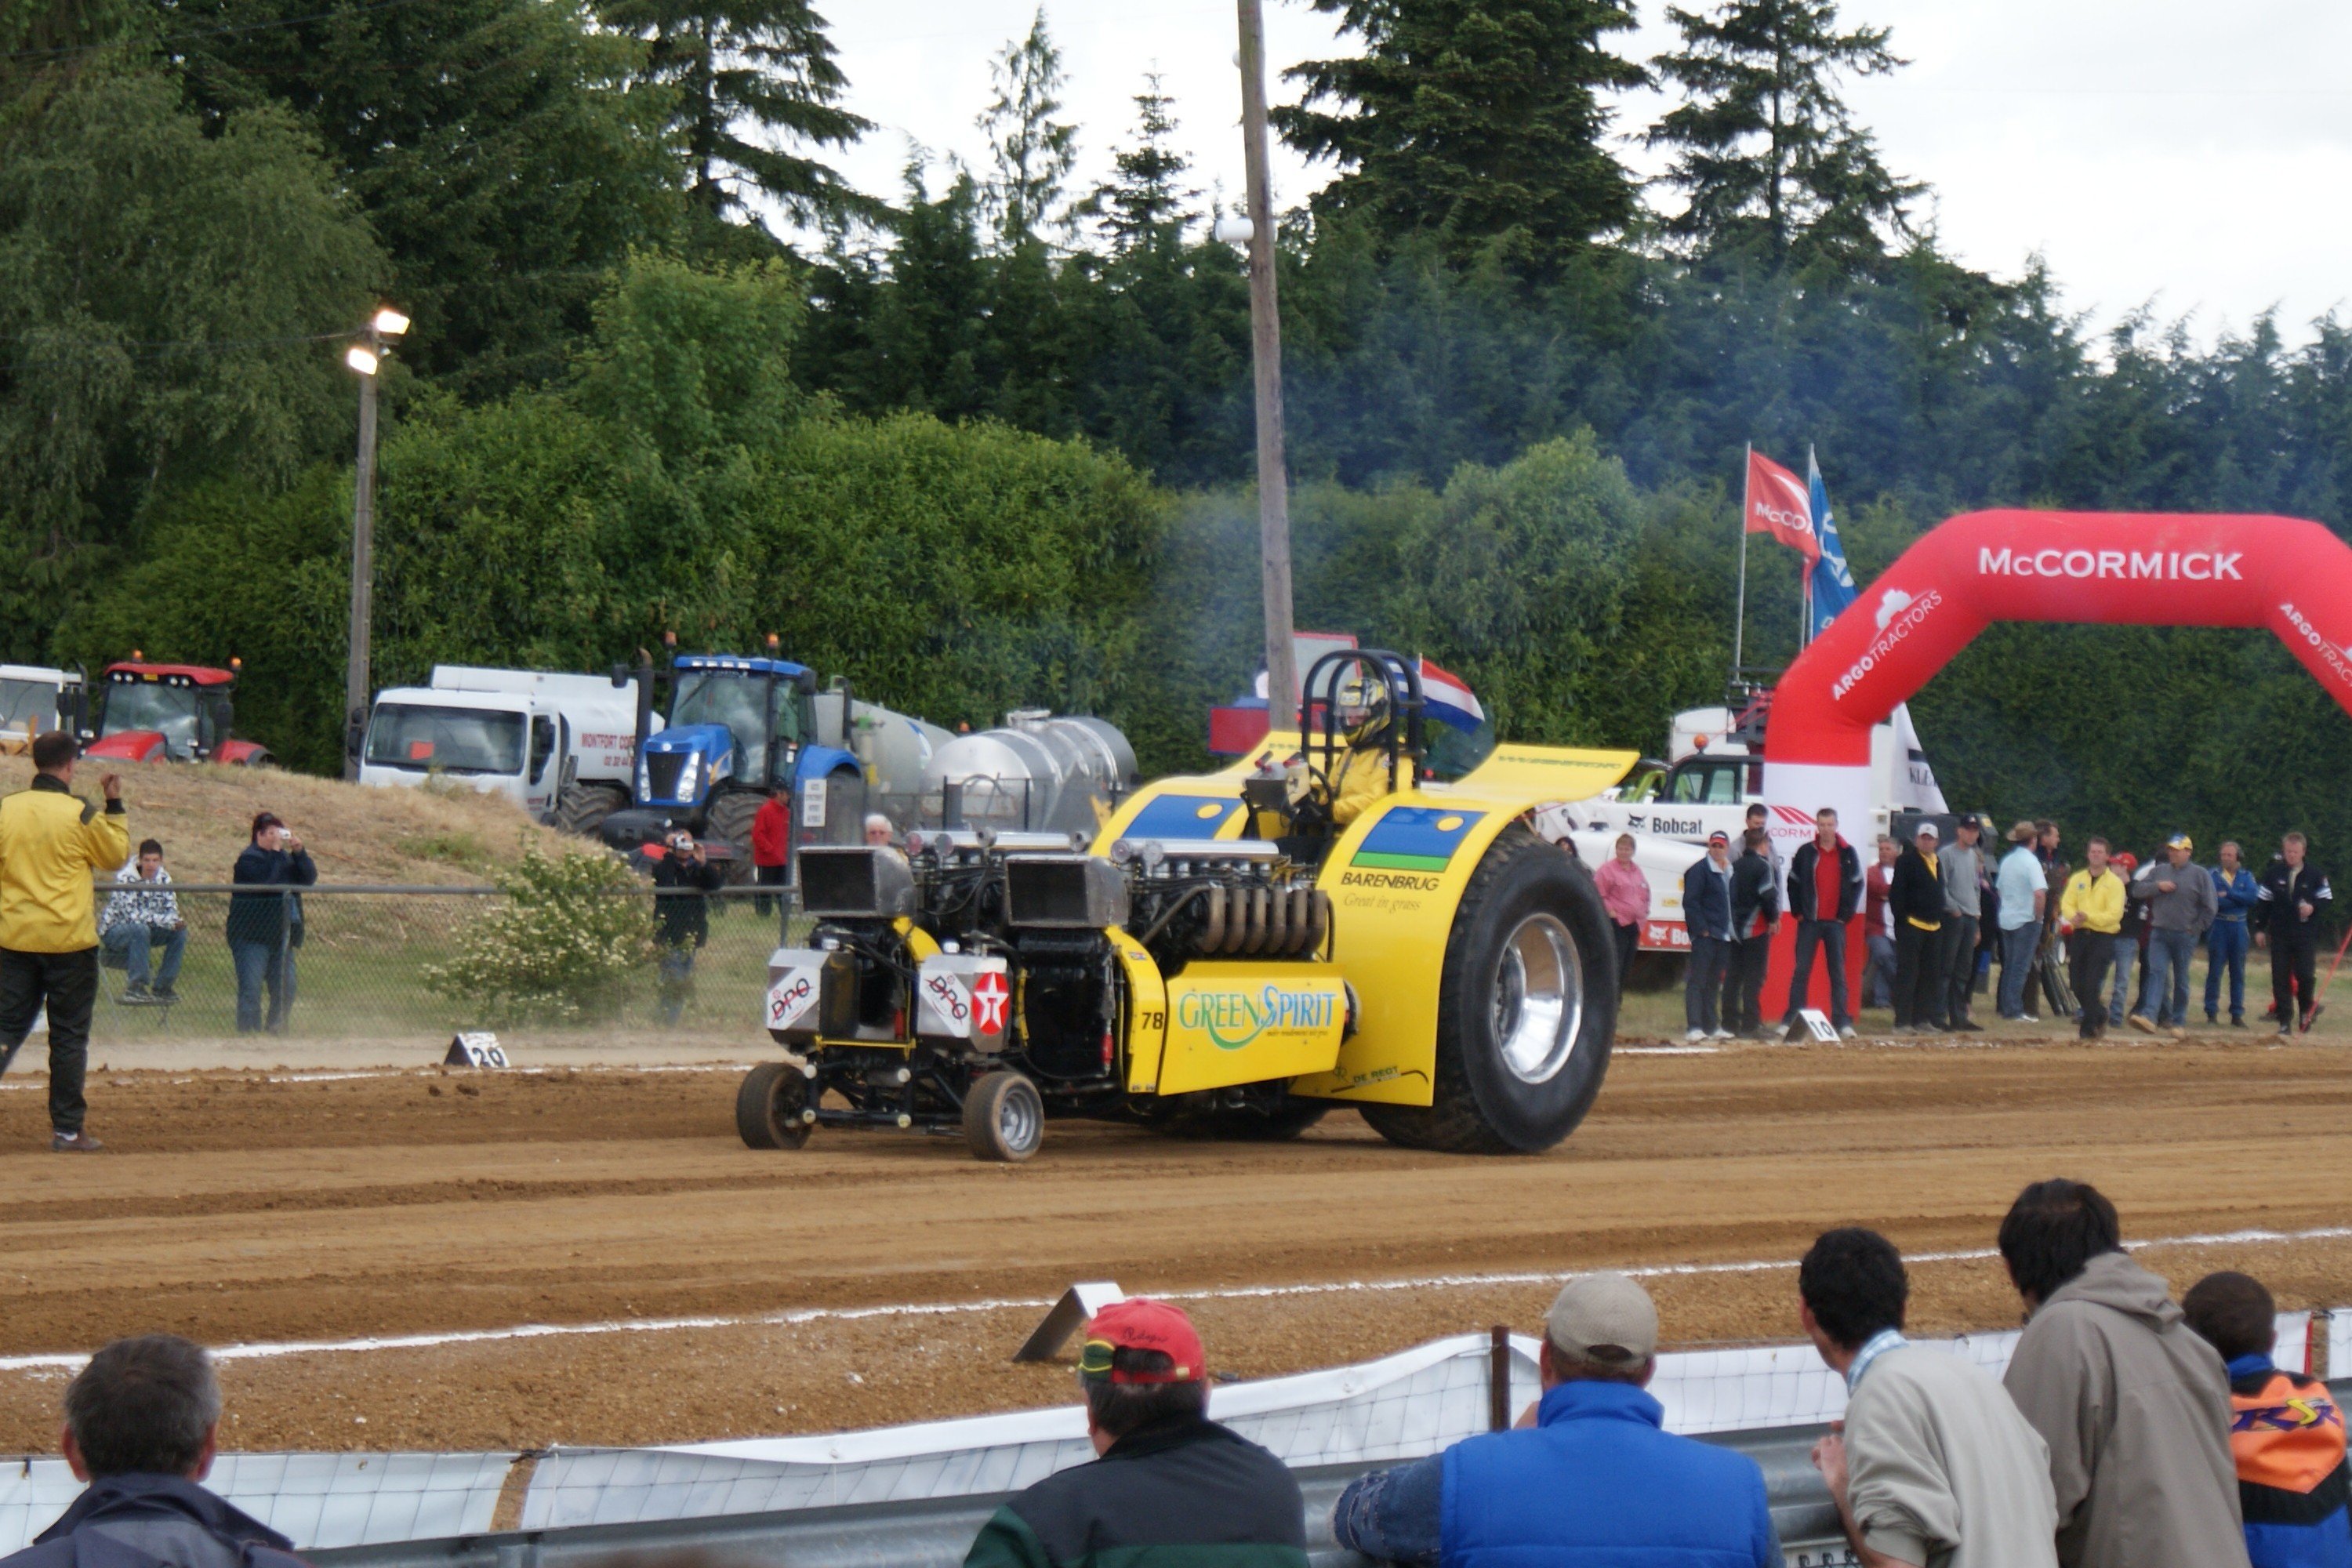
(1237, 0), (1298, 731)
(343, 308), (408, 779)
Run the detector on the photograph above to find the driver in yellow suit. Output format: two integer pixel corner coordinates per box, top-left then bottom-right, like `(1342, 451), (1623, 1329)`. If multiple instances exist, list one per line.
(1319, 673), (1399, 827)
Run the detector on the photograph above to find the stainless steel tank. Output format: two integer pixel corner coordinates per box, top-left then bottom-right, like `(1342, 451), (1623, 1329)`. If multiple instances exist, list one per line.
(922, 711), (1138, 838)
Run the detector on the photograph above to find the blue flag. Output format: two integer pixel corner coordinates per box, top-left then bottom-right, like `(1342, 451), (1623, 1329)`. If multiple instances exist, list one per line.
(1806, 445), (1856, 640)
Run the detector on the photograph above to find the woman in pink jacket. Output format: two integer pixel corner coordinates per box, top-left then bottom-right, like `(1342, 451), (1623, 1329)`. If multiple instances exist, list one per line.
(1592, 833), (1651, 993)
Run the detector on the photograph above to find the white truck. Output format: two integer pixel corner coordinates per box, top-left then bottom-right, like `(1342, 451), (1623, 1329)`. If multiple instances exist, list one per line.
(357, 666), (656, 823)
(0, 665), (84, 753)
(1535, 698), (1948, 953)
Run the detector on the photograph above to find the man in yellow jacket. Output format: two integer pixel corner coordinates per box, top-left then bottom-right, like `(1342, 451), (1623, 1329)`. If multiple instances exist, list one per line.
(2059, 837), (2127, 1042)
(0, 732), (129, 1150)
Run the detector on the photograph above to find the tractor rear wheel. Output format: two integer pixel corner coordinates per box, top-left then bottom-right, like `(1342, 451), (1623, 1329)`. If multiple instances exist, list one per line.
(964, 1070), (1044, 1162)
(1361, 826), (1616, 1155)
(736, 1062), (812, 1149)
(555, 782), (626, 840)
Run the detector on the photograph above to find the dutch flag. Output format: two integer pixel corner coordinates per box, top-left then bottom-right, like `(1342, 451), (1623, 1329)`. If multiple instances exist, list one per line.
(1414, 658), (1486, 735)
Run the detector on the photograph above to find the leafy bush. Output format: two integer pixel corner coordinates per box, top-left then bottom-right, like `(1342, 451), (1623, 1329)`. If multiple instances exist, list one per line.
(423, 842), (655, 1023)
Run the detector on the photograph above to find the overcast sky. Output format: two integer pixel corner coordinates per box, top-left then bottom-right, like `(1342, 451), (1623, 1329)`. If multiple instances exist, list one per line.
(809, 0), (2352, 346)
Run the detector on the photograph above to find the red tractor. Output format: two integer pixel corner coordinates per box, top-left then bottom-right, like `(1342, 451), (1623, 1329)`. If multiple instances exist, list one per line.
(82, 659), (272, 766)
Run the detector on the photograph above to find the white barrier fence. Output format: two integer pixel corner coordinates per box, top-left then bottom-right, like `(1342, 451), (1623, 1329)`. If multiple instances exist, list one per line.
(0, 1311), (2323, 1551)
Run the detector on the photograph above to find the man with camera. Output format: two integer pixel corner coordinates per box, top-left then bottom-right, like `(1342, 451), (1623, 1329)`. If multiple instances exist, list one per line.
(652, 830), (725, 1025)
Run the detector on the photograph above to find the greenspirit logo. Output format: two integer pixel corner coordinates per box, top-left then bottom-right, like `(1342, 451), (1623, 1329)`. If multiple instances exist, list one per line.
(1177, 985), (1338, 1050)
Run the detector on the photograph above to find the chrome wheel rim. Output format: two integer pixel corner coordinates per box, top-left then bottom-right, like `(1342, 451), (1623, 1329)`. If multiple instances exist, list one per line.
(1493, 913), (1582, 1083)
(997, 1082), (1041, 1152)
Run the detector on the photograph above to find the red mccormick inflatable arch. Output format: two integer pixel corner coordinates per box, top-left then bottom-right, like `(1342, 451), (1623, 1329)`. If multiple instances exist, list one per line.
(1768, 509), (2352, 1012)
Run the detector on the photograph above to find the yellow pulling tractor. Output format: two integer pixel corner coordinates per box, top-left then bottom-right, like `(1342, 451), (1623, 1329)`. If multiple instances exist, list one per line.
(739, 652), (1636, 1160)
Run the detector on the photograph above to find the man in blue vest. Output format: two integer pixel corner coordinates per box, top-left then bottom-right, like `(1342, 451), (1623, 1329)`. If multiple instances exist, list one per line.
(1330, 1272), (1780, 1566)
(2206, 841), (2259, 1027)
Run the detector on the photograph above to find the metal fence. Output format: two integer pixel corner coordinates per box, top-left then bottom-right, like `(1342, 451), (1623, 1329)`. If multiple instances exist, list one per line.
(73, 884), (809, 1046)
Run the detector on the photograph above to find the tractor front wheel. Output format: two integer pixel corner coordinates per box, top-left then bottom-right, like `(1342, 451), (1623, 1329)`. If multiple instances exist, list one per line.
(964, 1070), (1044, 1162)
(555, 782), (625, 840)
(1361, 826), (1616, 1155)
(736, 1062), (812, 1149)
(706, 791), (764, 884)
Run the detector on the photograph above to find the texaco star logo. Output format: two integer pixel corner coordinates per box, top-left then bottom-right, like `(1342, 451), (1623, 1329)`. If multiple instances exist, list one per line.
(971, 971), (1011, 1034)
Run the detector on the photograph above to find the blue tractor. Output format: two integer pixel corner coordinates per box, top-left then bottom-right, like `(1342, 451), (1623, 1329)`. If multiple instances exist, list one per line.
(586, 641), (948, 878)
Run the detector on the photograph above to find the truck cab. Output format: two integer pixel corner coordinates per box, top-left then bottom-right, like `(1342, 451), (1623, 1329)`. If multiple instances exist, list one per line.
(0, 665), (85, 752)
(84, 661), (268, 765)
(358, 667), (650, 822)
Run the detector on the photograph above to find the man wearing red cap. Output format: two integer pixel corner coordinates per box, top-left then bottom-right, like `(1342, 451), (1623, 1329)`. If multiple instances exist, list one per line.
(963, 1298), (1306, 1568)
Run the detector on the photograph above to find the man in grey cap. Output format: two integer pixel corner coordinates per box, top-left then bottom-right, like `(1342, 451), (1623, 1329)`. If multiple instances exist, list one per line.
(1332, 1272), (1779, 1566)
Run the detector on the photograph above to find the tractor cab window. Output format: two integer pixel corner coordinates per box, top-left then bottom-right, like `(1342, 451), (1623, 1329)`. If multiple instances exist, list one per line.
(103, 681), (204, 758)
(1664, 757), (1753, 804)
(768, 681), (805, 782)
(529, 716), (557, 783)
(365, 705), (525, 775)
(670, 670), (769, 778)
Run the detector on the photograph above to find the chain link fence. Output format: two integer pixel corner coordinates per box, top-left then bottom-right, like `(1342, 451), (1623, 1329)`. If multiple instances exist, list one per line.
(77, 884), (811, 1046)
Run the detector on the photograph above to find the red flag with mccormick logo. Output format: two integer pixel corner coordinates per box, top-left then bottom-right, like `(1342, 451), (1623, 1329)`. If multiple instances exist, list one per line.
(1744, 448), (1820, 561)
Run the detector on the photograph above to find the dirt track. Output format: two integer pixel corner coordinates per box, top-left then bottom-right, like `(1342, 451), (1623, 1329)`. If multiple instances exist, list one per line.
(0, 1040), (2347, 1451)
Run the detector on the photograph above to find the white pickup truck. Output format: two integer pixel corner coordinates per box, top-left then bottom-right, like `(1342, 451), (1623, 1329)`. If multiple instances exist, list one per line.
(1537, 700), (1948, 952)
(358, 666), (658, 823)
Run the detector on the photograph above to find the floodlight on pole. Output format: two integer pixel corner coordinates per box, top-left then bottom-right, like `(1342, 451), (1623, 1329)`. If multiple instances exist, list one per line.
(342, 306), (403, 778)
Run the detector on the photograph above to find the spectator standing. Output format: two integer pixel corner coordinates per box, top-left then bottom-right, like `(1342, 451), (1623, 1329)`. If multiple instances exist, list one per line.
(1784, 808), (1864, 1040)
(863, 812), (895, 848)
(1799, 1228), (2059, 1568)
(1938, 815), (1987, 1033)
(1889, 823), (1947, 1033)
(2037, 822), (2074, 1019)
(100, 839), (186, 1004)
(1722, 828), (1780, 1037)
(2207, 841), (2259, 1027)
(2183, 1270), (2352, 1568)
(963, 1299), (1305, 1568)
(2059, 840), (2125, 1039)
(2107, 852), (2148, 1022)
(1997, 821), (2049, 1022)
(1332, 1272), (1779, 1567)
(1744, 800), (1788, 906)
(1682, 833), (1737, 1043)
(1864, 835), (1899, 1010)
(0, 1334), (308, 1568)
(2130, 833), (2218, 1036)
(652, 830), (725, 1026)
(227, 814), (314, 1036)
(0, 733), (128, 1152)
(1998, 1178), (2249, 1568)
(1592, 833), (1650, 994)
(2257, 833), (2332, 1036)
(750, 787), (789, 919)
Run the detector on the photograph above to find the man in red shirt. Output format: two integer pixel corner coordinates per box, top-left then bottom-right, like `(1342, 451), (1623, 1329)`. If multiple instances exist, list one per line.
(750, 786), (790, 920)
(1784, 808), (1864, 1039)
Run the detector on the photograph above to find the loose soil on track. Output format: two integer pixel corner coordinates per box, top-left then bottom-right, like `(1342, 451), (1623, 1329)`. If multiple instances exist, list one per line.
(0, 1040), (2347, 1452)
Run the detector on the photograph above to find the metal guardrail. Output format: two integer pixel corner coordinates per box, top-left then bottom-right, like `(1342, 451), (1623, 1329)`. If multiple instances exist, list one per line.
(304, 1426), (1853, 1568)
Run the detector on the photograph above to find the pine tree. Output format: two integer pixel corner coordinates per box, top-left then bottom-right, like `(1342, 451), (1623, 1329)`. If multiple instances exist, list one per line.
(598, 0), (876, 230)
(1275, 0), (1646, 270)
(978, 9), (1079, 247)
(1077, 71), (1199, 249)
(1646, 0), (1919, 268)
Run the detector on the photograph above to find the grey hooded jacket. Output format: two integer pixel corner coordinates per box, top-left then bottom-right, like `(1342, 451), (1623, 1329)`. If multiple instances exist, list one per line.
(2000, 1251), (2249, 1568)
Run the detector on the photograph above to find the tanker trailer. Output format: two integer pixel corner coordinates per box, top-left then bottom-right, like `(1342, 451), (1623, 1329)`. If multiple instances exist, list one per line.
(922, 710), (1138, 840)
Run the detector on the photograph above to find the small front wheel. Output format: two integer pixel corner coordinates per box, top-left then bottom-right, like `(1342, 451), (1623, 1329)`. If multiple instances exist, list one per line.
(963, 1070), (1044, 1162)
(737, 1062), (812, 1150)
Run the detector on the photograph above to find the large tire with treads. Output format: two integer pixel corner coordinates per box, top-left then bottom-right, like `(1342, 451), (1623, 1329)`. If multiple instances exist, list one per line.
(554, 782), (626, 839)
(706, 789), (764, 884)
(1360, 826), (1617, 1154)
